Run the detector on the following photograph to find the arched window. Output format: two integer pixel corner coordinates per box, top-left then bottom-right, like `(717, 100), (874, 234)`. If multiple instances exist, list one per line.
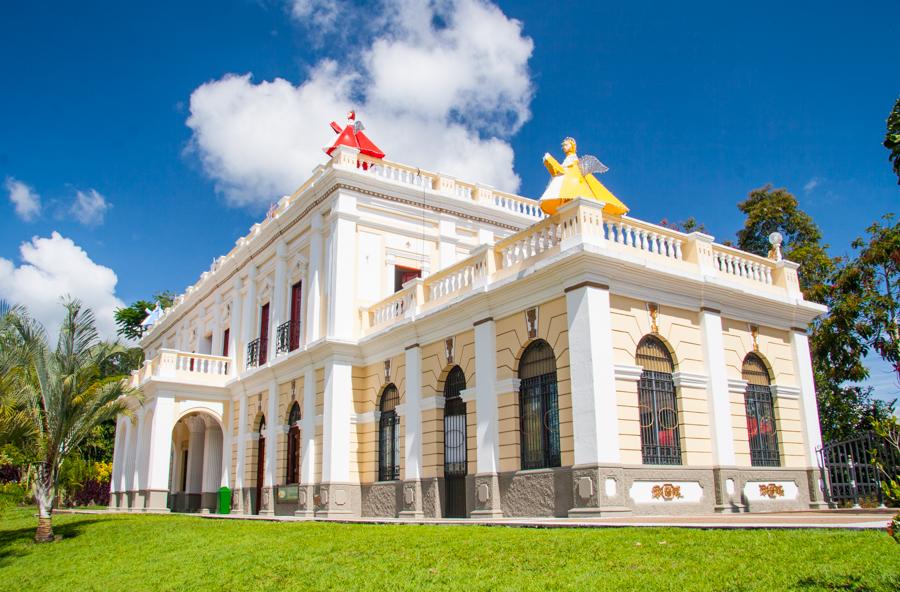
(636, 336), (681, 465)
(255, 415), (266, 515)
(378, 385), (400, 481)
(286, 402), (302, 485)
(518, 340), (561, 470)
(743, 353), (780, 467)
(443, 366), (467, 475)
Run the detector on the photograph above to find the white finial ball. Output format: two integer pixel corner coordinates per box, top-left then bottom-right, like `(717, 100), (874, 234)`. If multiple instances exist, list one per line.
(768, 231), (783, 247)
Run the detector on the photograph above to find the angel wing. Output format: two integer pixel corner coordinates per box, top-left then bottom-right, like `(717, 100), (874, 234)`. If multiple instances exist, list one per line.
(579, 154), (609, 176)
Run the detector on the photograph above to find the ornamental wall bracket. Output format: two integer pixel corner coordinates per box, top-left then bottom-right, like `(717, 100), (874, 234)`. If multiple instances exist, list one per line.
(647, 302), (660, 334)
(651, 483), (683, 501)
(759, 483), (785, 499)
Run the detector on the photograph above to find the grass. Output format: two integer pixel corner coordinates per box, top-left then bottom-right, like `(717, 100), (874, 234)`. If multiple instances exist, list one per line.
(0, 506), (898, 591)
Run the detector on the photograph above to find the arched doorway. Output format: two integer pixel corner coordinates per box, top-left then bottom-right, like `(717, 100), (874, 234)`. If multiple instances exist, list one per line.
(255, 416), (266, 515)
(168, 411), (224, 513)
(443, 366), (467, 518)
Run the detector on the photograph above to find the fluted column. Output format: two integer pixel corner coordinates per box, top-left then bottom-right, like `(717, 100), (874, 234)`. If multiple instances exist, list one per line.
(201, 419), (223, 512)
(297, 367), (317, 517)
(131, 408), (147, 510)
(185, 416), (206, 498)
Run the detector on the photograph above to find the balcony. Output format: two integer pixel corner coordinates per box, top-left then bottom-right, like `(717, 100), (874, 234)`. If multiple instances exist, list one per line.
(361, 198), (805, 336)
(130, 349), (230, 389)
(246, 337), (268, 368)
(276, 319), (302, 355)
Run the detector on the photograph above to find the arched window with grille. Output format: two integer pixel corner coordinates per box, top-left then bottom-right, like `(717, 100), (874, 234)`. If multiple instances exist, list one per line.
(286, 402), (301, 485)
(518, 340), (561, 470)
(743, 353), (780, 467)
(636, 336), (681, 465)
(378, 384), (400, 481)
(443, 365), (468, 517)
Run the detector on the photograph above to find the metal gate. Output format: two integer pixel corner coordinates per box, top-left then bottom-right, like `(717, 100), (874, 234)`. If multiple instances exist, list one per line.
(818, 431), (899, 507)
(444, 397), (467, 518)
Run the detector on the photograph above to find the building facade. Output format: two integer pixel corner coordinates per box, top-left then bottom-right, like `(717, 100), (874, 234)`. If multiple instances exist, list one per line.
(109, 142), (828, 518)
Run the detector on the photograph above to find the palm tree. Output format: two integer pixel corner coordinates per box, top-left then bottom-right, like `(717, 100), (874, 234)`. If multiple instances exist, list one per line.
(4, 298), (138, 542)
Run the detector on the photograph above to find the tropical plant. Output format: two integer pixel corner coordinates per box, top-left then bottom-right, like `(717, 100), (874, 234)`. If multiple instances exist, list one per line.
(885, 96), (900, 185)
(3, 298), (138, 542)
(114, 290), (174, 341)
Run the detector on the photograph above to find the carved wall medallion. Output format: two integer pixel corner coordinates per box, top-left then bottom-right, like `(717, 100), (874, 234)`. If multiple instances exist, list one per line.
(759, 483), (785, 499)
(651, 483), (683, 501)
(476, 483), (490, 503)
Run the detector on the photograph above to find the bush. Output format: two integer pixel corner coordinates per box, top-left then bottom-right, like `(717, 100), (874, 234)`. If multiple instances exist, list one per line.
(65, 479), (110, 507)
(0, 482), (31, 509)
(0, 464), (20, 484)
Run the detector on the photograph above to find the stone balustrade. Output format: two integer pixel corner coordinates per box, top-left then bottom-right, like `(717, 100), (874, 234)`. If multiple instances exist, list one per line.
(131, 349), (231, 388)
(361, 199), (793, 336)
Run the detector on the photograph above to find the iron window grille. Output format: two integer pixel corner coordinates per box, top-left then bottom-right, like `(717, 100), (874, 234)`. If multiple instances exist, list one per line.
(443, 366), (468, 478)
(286, 402), (302, 484)
(246, 337), (262, 368)
(518, 340), (561, 470)
(742, 354), (780, 467)
(636, 336), (682, 465)
(378, 385), (400, 481)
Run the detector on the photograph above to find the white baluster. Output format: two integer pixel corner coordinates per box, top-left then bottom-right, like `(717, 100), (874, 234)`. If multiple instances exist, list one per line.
(674, 240), (683, 260)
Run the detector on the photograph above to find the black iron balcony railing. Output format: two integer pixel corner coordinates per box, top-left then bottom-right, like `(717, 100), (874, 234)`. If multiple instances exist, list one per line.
(276, 319), (302, 354)
(246, 337), (266, 368)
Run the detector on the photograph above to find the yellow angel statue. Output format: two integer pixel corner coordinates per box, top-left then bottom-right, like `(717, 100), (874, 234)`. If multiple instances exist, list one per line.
(539, 137), (629, 216)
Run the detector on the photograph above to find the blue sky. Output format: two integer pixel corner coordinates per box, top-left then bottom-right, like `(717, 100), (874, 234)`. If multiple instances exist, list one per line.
(1, 1), (897, 399)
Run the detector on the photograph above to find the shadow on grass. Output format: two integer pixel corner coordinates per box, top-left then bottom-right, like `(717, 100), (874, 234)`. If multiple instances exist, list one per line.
(0, 518), (103, 567)
(795, 574), (900, 591)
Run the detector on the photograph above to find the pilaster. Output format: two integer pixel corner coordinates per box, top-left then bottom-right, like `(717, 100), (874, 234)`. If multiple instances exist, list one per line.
(471, 317), (503, 518)
(146, 393), (176, 512)
(400, 344), (424, 519)
(306, 213), (324, 344)
(790, 327), (828, 508)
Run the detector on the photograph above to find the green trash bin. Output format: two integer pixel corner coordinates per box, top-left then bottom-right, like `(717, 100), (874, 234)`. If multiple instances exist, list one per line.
(218, 486), (231, 514)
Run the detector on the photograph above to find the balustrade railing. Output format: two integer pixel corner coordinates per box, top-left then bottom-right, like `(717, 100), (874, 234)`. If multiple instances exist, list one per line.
(360, 198), (795, 336)
(130, 349), (230, 387)
(711, 245), (774, 285)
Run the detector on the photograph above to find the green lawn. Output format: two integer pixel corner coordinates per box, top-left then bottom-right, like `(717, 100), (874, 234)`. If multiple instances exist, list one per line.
(0, 506), (898, 591)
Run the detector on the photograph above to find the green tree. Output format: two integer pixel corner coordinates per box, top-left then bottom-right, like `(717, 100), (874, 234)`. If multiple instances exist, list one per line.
(659, 216), (708, 234)
(114, 290), (174, 341)
(885, 97), (900, 185)
(736, 185), (835, 297)
(5, 299), (137, 542)
(732, 186), (889, 440)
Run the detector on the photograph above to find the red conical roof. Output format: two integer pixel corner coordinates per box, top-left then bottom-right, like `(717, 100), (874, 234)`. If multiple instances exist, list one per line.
(324, 112), (385, 159)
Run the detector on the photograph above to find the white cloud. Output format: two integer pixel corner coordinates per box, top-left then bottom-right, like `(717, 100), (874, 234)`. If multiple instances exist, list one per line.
(4, 176), (41, 222)
(186, 0), (534, 208)
(70, 189), (110, 226)
(0, 233), (125, 340)
(803, 177), (820, 193)
(289, 0), (342, 33)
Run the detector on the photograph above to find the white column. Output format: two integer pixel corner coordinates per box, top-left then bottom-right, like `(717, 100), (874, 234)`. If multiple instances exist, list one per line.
(220, 402), (233, 488)
(118, 416), (133, 495)
(699, 307), (736, 466)
(123, 416), (137, 494)
(565, 282), (620, 465)
(235, 395), (247, 510)
(265, 381), (278, 488)
(146, 394), (176, 510)
(474, 318), (500, 475)
(326, 192), (358, 340)
(439, 216), (458, 270)
(270, 241), (288, 360)
(202, 421), (223, 494)
(404, 345), (423, 480)
(305, 213), (323, 344)
(185, 416), (206, 495)
(321, 358), (353, 483)
(212, 293), (224, 356)
(300, 368), (317, 485)
(240, 265), (258, 372)
(131, 409), (147, 493)
(791, 328), (823, 466)
(110, 415), (125, 496)
(228, 276), (243, 373)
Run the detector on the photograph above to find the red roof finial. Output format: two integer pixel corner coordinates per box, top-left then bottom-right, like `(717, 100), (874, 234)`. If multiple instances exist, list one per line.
(324, 110), (385, 160)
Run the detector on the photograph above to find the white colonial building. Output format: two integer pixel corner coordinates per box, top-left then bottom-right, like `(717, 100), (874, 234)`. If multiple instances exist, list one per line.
(109, 138), (828, 518)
